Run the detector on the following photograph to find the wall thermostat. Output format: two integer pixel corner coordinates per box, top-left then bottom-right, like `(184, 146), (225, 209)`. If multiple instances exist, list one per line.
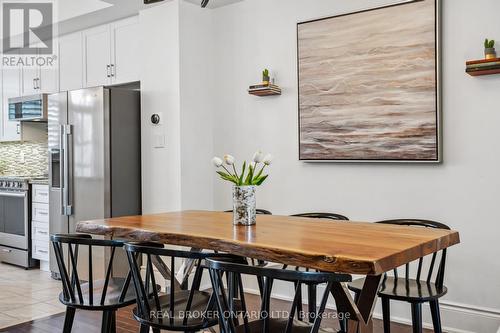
(151, 113), (161, 125)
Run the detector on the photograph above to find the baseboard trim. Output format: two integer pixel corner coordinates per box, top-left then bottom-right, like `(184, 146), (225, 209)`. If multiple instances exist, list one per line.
(236, 284), (500, 333)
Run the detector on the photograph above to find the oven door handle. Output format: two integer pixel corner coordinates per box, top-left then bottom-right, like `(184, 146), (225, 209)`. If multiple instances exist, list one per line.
(0, 192), (27, 198)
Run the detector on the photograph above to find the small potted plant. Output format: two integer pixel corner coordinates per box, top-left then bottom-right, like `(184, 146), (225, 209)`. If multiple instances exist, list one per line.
(485, 38), (496, 59)
(212, 151), (272, 226)
(262, 69), (270, 85)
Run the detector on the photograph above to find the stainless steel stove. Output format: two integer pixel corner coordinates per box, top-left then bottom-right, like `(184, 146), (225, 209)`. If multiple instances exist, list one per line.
(0, 176), (38, 268)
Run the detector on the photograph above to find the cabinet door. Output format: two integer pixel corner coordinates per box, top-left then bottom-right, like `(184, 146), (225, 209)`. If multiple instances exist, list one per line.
(22, 66), (40, 96)
(111, 16), (140, 84)
(59, 33), (84, 91)
(39, 40), (58, 93)
(2, 67), (22, 141)
(85, 25), (112, 87)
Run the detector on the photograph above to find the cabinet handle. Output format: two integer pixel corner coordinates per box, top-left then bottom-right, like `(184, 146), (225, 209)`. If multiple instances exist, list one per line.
(38, 249), (48, 254)
(16, 124), (20, 135)
(106, 64), (111, 78)
(1, 248), (12, 253)
(38, 231), (48, 235)
(38, 211), (48, 215)
(110, 64), (115, 77)
(33, 78), (36, 90)
(37, 78), (40, 89)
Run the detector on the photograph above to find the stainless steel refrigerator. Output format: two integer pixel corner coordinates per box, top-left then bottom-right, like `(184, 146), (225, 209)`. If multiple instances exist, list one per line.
(48, 86), (141, 278)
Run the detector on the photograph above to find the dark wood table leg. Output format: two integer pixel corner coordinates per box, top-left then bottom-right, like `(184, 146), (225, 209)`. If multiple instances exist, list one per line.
(337, 274), (382, 333)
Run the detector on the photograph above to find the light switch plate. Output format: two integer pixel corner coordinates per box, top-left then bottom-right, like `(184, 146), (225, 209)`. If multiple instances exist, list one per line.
(153, 134), (166, 148)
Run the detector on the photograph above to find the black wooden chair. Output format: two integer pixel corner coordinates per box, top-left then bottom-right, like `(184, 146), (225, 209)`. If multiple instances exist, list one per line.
(289, 212), (350, 331)
(347, 219), (450, 333)
(124, 241), (247, 333)
(291, 212), (349, 221)
(51, 234), (138, 333)
(225, 209), (273, 215)
(206, 257), (351, 333)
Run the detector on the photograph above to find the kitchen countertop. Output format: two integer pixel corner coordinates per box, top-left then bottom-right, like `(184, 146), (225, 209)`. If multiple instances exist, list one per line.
(0, 175), (49, 185)
(29, 178), (49, 185)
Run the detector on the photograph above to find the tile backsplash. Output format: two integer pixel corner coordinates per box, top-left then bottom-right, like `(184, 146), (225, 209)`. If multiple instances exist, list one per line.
(0, 141), (48, 177)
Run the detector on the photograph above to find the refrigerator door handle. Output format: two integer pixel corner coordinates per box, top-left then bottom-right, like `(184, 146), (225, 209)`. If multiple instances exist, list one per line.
(59, 125), (66, 215)
(63, 124), (73, 216)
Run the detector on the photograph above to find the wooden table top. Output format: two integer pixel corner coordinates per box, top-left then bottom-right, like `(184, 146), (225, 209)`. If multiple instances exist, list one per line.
(76, 210), (460, 275)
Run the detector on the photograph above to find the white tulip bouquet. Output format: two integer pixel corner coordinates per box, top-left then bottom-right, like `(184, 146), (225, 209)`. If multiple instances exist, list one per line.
(212, 151), (272, 186)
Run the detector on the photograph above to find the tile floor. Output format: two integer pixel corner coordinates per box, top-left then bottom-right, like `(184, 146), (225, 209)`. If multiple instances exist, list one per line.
(0, 262), (65, 329)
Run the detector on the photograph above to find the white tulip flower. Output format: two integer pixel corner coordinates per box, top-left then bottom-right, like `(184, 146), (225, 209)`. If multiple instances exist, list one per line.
(212, 157), (223, 167)
(252, 150), (264, 163)
(224, 154), (235, 165)
(263, 154), (273, 165)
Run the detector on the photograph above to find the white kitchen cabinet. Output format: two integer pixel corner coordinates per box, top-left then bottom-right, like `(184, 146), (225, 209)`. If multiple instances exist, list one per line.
(21, 42), (59, 95)
(1, 67), (21, 142)
(31, 184), (50, 271)
(85, 24), (113, 87)
(39, 65), (58, 93)
(84, 16), (140, 87)
(39, 44), (59, 93)
(111, 16), (141, 84)
(22, 66), (39, 96)
(59, 32), (84, 91)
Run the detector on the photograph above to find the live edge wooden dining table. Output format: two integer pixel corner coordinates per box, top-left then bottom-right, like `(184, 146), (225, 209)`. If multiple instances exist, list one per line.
(76, 210), (460, 333)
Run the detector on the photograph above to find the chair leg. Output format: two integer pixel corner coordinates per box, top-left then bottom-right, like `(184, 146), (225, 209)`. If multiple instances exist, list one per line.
(410, 303), (423, 333)
(295, 282), (304, 321)
(429, 300), (443, 333)
(381, 297), (390, 333)
(257, 276), (264, 298)
(101, 310), (113, 333)
(63, 307), (76, 333)
(307, 284), (317, 323)
(339, 317), (347, 333)
(110, 311), (116, 333)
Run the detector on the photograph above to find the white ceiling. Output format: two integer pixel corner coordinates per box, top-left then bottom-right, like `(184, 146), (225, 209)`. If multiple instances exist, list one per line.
(56, 0), (244, 35)
(56, 0), (157, 36)
(58, 0), (113, 22)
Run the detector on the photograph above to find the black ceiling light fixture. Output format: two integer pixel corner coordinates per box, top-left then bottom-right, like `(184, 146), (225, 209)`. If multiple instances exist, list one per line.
(144, 0), (165, 4)
(201, 0), (209, 8)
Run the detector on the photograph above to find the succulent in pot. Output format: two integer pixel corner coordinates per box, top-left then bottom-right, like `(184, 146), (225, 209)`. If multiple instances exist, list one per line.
(484, 38), (496, 59)
(213, 151), (272, 226)
(262, 69), (270, 84)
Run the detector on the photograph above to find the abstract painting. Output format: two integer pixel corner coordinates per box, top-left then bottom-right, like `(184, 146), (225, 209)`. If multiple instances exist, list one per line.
(298, 0), (440, 162)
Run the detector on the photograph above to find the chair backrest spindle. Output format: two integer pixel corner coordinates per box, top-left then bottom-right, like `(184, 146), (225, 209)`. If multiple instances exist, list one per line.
(50, 234), (132, 309)
(206, 258), (351, 333)
(377, 219), (450, 287)
(124, 242), (245, 332)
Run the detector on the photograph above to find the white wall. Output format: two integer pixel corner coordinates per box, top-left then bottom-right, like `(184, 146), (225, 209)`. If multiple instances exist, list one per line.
(179, 1), (215, 210)
(139, 1), (182, 214)
(136, 0), (500, 331)
(139, 0), (215, 213)
(209, 0), (500, 331)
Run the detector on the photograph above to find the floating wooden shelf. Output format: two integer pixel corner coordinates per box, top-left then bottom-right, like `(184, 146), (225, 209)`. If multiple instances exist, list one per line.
(466, 68), (500, 76)
(248, 83), (281, 97)
(466, 57), (500, 76)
